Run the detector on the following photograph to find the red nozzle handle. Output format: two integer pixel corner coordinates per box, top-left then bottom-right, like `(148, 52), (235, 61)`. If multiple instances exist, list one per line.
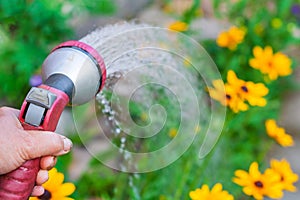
(0, 85), (69, 200)
(0, 151), (40, 199)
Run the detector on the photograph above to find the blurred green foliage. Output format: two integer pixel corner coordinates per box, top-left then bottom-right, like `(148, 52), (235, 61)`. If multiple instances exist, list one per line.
(0, 0), (71, 106)
(0, 0), (115, 106)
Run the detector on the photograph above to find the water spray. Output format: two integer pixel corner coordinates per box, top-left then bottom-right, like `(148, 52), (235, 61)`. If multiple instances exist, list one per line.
(0, 41), (106, 200)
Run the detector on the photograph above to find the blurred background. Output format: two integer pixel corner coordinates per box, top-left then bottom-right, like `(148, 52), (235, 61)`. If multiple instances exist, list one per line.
(1, 0), (300, 199)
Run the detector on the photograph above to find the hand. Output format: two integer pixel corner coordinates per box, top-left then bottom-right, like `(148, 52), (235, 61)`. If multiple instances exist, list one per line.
(0, 107), (73, 196)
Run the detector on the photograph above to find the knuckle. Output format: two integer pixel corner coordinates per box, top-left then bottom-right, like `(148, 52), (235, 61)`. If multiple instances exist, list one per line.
(50, 134), (64, 152)
(0, 107), (14, 115)
(21, 134), (37, 160)
(0, 107), (9, 116)
(20, 131), (65, 159)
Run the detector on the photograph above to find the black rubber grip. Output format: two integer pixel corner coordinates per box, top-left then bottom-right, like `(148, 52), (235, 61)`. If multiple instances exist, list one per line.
(44, 74), (74, 101)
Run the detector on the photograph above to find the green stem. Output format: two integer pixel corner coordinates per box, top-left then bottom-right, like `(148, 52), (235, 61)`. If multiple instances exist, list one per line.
(189, 152), (214, 188)
(174, 158), (193, 199)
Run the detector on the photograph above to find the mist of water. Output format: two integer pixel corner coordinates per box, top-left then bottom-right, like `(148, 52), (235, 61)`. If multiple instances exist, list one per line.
(74, 22), (224, 174)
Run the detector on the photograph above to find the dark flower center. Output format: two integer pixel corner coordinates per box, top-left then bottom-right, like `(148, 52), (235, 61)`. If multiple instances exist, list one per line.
(241, 86), (248, 92)
(38, 189), (52, 200)
(267, 61), (273, 68)
(254, 181), (264, 188)
(226, 94), (231, 100)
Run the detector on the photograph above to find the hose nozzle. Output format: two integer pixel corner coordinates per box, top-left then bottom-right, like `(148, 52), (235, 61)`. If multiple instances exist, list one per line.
(42, 40), (106, 105)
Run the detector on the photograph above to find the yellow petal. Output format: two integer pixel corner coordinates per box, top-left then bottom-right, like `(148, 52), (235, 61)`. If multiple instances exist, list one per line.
(253, 46), (263, 58)
(247, 96), (267, 107)
(249, 162), (261, 179)
(249, 58), (260, 69)
(248, 82), (269, 96)
(243, 186), (255, 196)
(168, 21), (188, 32)
(235, 170), (250, 178)
(59, 198), (74, 200)
(211, 183), (223, 193)
(265, 119), (277, 137)
(43, 169), (65, 191)
(55, 183), (76, 197)
(264, 46), (274, 57)
(252, 191), (264, 200)
(217, 32), (229, 47)
(212, 79), (225, 91)
(227, 70), (238, 85)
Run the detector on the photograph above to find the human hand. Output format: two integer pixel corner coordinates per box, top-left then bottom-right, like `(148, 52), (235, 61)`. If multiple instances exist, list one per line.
(0, 107), (72, 196)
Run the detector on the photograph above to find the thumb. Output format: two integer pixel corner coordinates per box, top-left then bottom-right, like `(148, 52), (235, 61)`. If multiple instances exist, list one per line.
(21, 131), (73, 160)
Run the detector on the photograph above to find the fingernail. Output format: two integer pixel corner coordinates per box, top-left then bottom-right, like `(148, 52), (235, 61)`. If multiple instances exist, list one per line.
(46, 157), (57, 170)
(31, 186), (44, 197)
(63, 138), (73, 152)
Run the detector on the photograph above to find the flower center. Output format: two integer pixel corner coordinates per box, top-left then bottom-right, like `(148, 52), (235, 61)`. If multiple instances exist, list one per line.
(226, 94), (231, 100)
(254, 181), (264, 188)
(241, 86), (248, 92)
(267, 61), (273, 68)
(38, 189), (52, 200)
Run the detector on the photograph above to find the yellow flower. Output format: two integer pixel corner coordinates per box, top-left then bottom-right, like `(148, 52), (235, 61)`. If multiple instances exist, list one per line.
(168, 21), (188, 32)
(254, 24), (264, 36)
(226, 70), (245, 90)
(265, 119), (294, 147)
(168, 128), (178, 138)
(208, 70), (268, 113)
(140, 112), (148, 122)
(29, 168), (76, 200)
(194, 125), (201, 133)
(239, 81), (269, 106)
(216, 26), (246, 50)
(233, 162), (283, 200)
(184, 56), (192, 67)
(271, 18), (283, 29)
(225, 84), (249, 113)
(227, 70), (268, 108)
(207, 79), (248, 113)
(269, 159), (299, 192)
(207, 79), (227, 106)
(189, 183), (234, 200)
(249, 46), (292, 80)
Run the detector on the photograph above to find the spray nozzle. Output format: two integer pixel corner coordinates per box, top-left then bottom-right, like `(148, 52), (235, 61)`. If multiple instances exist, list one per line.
(42, 40), (106, 105)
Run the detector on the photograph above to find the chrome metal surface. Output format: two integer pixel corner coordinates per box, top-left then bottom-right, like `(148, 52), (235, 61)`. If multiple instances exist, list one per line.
(42, 48), (101, 105)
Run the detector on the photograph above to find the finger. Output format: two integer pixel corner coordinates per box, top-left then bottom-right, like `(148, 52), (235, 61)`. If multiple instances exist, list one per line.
(22, 131), (72, 160)
(0, 107), (22, 129)
(36, 170), (49, 185)
(7, 107), (19, 117)
(0, 106), (20, 117)
(31, 186), (45, 197)
(40, 156), (57, 170)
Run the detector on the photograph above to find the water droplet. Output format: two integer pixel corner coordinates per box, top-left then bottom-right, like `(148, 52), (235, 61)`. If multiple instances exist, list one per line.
(108, 116), (114, 121)
(121, 137), (126, 143)
(115, 128), (121, 134)
(124, 151), (131, 160)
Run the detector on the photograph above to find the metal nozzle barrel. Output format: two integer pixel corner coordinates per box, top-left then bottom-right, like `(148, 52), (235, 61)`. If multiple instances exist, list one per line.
(42, 40), (106, 105)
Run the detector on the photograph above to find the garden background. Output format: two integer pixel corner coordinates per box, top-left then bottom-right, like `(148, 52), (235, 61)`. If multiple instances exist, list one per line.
(1, 0), (300, 199)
